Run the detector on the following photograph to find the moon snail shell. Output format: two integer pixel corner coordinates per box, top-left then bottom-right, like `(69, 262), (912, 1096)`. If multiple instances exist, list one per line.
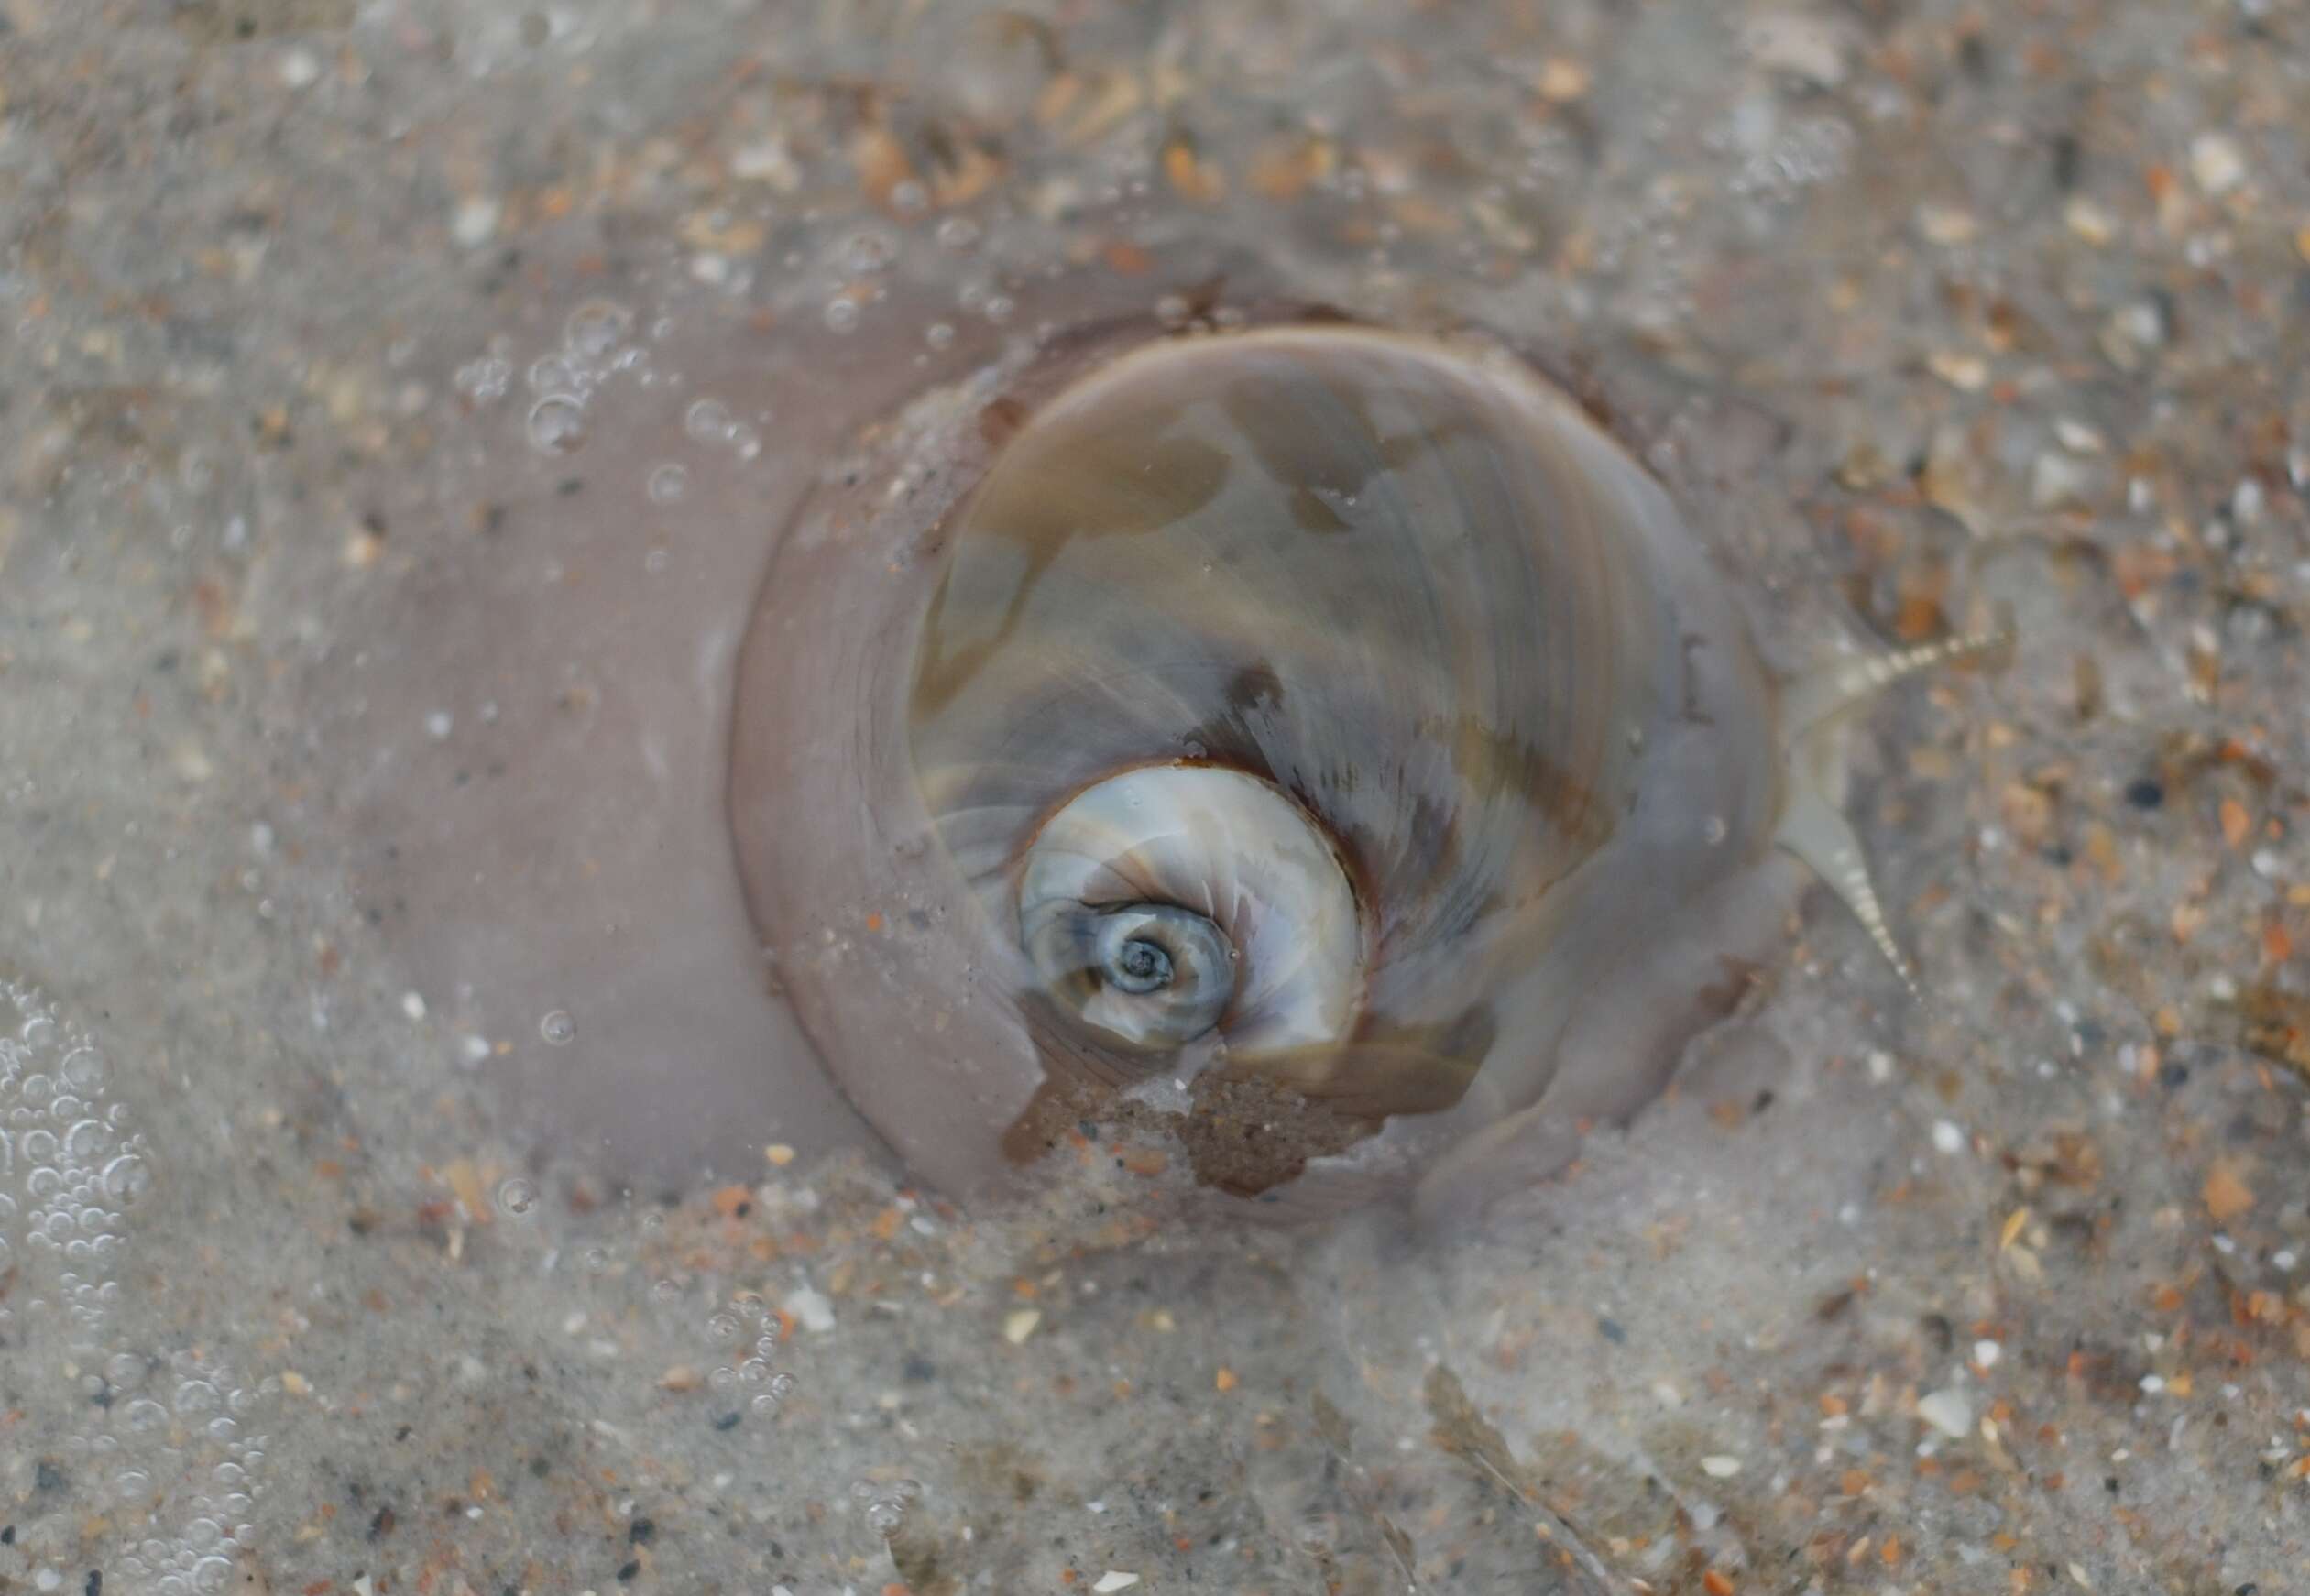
(730, 319), (1987, 1224)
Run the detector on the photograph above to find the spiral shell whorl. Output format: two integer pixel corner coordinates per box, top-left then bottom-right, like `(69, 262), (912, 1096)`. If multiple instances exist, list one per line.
(1015, 762), (1363, 1057)
(907, 329), (1688, 1061)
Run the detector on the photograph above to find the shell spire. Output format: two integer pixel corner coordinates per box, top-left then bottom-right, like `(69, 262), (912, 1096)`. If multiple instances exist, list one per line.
(1772, 618), (2011, 999)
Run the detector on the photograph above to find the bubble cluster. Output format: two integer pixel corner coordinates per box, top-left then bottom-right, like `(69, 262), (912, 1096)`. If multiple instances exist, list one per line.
(850, 1477), (923, 1539)
(1, 982), (274, 1596)
(453, 354), (514, 404)
(681, 395), (763, 459)
(840, 229), (897, 276)
(525, 394), (588, 454)
(1, 985), (152, 1339)
(564, 299), (635, 362)
(484, 299), (643, 455)
(683, 397), (734, 443)
(97, 1346), (273, 1596)
(688, 1292), (802, 1427)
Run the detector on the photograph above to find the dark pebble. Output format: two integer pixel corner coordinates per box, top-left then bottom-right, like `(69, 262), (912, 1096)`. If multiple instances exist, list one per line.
(615, 1562), (640, 1584)
(2124, 779), (2164, 809)
(87, 1574), (104, 1596)
(713, 1411), (740, 1431)
(1596, 1317), (1626, 1345)
(628, 1519), (656, 1546)
(2050, 132), (2081, 191)
(35, 1462), (67, 1492)
(903, 1357), (937, 1383)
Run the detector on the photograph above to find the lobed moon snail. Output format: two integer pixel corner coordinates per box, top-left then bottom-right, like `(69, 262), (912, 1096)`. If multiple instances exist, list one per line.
(728, 317), (1991, 1224)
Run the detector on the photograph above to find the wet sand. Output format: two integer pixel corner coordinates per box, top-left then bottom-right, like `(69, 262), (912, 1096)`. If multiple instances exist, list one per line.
(3, 2), (2306, 1591)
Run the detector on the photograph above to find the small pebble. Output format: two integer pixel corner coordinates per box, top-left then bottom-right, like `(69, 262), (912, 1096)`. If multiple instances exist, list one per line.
(2064, 196), (2116, 245)
(2115, 301), (2166, 346)
(1926, 351), (1988, 392)
(1744, 13), (1849, 86)
(1932, 1120), (1965, 1155)
(1091, 1575), (1141, 1593)
(1701, 1454), (1742, 1478)
(1535, 58), (1591, 102)
(1915, 202), (1979, 246)
(2053, 417), (2107, 454)
(783, 1287), (836, 1334)
(2031, 452), (2092, 508)
(1917, 1387), (1972, 1437)
(452, 197), (502, 248)
(2189, 132), (2245, 196)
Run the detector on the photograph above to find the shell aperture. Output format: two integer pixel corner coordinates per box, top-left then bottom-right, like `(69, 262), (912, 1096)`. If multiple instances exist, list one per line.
(732, 321), (1813, 1216)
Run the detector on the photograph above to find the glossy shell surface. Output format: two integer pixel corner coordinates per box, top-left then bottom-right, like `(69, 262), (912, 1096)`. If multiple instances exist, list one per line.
(731, 323), (1805, 1219)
